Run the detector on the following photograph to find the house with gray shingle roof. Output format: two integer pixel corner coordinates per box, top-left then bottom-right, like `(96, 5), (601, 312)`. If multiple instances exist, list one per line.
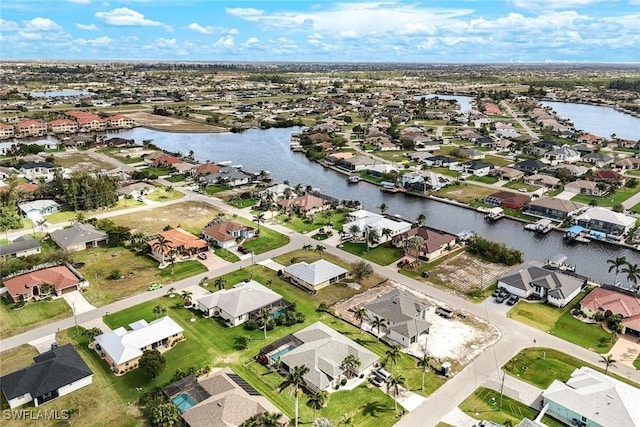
(364, 289), (432, 347)
(0, 235), (41, 259)
(281, 259), (349, 292)
(50, 222), (108, 252)
(196, 280), (288, 327)
(498, 262), (584, 308)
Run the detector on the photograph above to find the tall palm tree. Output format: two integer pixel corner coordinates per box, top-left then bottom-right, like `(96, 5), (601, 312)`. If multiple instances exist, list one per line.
(599, 354), (617, 375)
(82, 326), (102, 341)
(417, 354), (430, 391)
(241, 411), (283, 427)
(257, 307), (272, 339)
(306, 390), (329, 421)
(253, 213), (266, 232)
(415, 214), (426, 227)
(371, 315), (387, 340)
(387, 374), (408, 411)
(279, 365), (310, 427)
(341, 354), (361, 378)
(385, 345), (402, 372)
(166, 287), (176, 296)
(214, 277), (226, 291)
(621, 262), (640, 288)
(168, 249), (178, 274)
(378, 203), (388, 215)
(180, 290), (193, 306)
(353, 306), (368, 329)
(293, 183), (303, 195)
(408, 235), (424, 263)
(366, 228), (379, 252)
(607, 256), (627, 284)
(283, 187), (294, 199)
(152, 305), (167, 319)
(381, 227), (393, 245)
(348, 224), (361, 239)
(36, 218), (47, 236)
(314, 244), (326, 259)
(151, 235), (170, 265)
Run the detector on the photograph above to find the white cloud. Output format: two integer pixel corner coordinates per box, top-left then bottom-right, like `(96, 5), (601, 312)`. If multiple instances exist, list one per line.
(338, 30), (360, 39)
(0, 19), (19, 31)
(242, 37), (260, 47)
(67, 0), (91, 4)
(76, 23), (98, 31)
(76, 36), (113, 47)
(510, 0), (613, 10)
(187, 22), (213, 34)
(225, 7), (264, 18)
(24, 17), (63, 32)
(213, 35), (235, 48)
(95, 7), (164, 27)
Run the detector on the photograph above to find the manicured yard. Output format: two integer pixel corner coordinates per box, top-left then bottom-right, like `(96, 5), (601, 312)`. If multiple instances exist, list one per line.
(142, 166), (174, 177)
(433, 183), (496, 204)
(46, 199), (145, 224)
(459, 387), (565, 427)
(97, 147), (144, 164)
(468, 175), (499, 184)
(339, 241), (404, 266)
(213, 247), (240, 262)
(145, 186), (184, 202)
(238, 224), (289, 255)
(205, 185), (228, 195)
(164, 174), (186, 182)
(508, 292), (614, 353)
(503, 347), (639, 389)
(0, 344), (39, 375)
(571, 182), (640, 207)
(485, 155), (515, 167)
(502, 180), (540, 192)
(0, 297), (72, 339)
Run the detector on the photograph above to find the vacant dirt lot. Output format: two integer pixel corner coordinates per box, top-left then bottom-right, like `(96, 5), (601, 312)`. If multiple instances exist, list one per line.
(127, 112), (226, 132)
(51, 151), (114, 172)
(110, 201), (222, 235)
(429, 252), (512, 293)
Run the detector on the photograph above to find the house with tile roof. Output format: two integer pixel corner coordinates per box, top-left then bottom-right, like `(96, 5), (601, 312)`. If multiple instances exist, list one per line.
(258, 322), (378, 392)
(15, 119), (47, 137)
(147, 228), (208, 264)
(0, 344), (93, 409)
(2, 265), (86, 302)
(0, 122), (15, 139)
(580, 286), (640, 336)
(542, 367), (640, 427)
(392, 227), (458, 262)
(523, 197), (584, 221)
(196, 280), (288, 327)
(497, 262), (584, 308)
(364, 289), (432, 347)
(574, 207), (637, 239)
(281, 259), (349, 292)
(201, 220), (255, 249)
(48, 118), (78, 134)
(50, 222), (109, 252)
(94, 316), (184, 375)
(483, 191), (531, 209)
(277, 194), (330, 216)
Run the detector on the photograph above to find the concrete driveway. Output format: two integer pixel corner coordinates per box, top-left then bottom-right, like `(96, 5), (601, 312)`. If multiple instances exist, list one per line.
(609, 333), (640, 368)
(62, 290), (96, 314)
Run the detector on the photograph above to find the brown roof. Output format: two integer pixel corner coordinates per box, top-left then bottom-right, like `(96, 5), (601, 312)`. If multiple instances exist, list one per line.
(488, 191), (531, 206)
(581, 287), (640, 318)
(202, 221), (252, 243)
(3, 266), (80, 299)
(278, 194), (327, 211)
(394, 227), (457, 254)
(193, 163), (221, 176)
(149, 228), (208, 253)
(592, 170), (622, 181)
(153, 154), (182, 166)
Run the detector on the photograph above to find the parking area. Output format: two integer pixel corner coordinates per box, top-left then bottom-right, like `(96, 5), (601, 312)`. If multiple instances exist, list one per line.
(481, 288), (519, 317)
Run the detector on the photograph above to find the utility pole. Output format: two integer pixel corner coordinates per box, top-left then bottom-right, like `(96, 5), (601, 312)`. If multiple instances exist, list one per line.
(73, 301), (79, 337)
(498, 370), (506, 410)
(251, 251), (255, 280)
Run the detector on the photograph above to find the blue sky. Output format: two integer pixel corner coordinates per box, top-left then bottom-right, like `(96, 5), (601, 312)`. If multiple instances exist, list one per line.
(1, 0), (639, 62)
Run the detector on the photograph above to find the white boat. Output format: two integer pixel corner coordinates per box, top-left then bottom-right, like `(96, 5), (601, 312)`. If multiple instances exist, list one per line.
(484, 207), (504, 222)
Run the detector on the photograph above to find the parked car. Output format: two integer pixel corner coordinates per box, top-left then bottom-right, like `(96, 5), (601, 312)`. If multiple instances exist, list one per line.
(373, 368), (392, 383)
(491, 289), (501, 297)
(507, 295), (520, 305)
(495, 295), (505, 304)
(436, 307), (455, 318)
(369, 375), (384, 387)
(518, 188), (527, 193)
(148, 283), (163, 291)
(237, 246), (249, 254)
(421, 270), (430, 278)
(198, 252), (208, 260)
(397, 259), (409, 268)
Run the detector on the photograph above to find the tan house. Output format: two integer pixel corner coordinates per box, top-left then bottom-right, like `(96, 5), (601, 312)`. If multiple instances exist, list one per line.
(2, 265), (85, 302)
(0, 123), (15, 139)
(392, 227), (457, 262)
(281, 259), (349, 292)
(565, 180), (604, 196)
(94, 316), (184, 375)
(524, 174), (561, 188)
(15, 120), (47, 137)
(277, 194), (330, 215)
(48, 119), (78, 134)
(148, 227), (209, 263)
(107, 115), (136, 129)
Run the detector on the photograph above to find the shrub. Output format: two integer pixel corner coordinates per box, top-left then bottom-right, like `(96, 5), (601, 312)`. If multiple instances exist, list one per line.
(340, 378), (347, 386)
(244, 319), (259, 331)
(107, 268), (122, 280)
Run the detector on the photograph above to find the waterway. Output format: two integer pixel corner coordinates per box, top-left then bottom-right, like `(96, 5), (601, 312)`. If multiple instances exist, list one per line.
(416, 95), (473, 112)
(30, 90), (95, 98)
(109, 127), (638, 283)
(541, 101), (640, 141)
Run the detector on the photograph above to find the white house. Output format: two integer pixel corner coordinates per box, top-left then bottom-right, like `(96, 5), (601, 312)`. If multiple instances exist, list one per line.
(281, 259), (349, 292)
(196, 280), (287, 327)
(543, 146), (581, 165)
(574, 207), (637, 239)
(342, 209), (412, 246)
(0, 344), (93, 409)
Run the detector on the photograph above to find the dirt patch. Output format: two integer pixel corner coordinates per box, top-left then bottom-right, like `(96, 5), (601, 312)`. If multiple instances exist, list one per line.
(111, 201), (222, 235)
(429, 252), (512, 294)
(51, 152), (114, 172)
(127, 112), (226, 132)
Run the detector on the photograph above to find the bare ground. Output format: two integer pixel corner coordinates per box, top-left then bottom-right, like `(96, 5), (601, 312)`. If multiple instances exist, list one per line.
(429, 252), (512, 294)
(127, 112), (227, 132)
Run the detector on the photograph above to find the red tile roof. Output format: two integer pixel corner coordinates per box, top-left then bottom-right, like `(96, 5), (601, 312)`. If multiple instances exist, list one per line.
(581, 287), (640, 318)
(16, 120), (45, 129)
(48, 119), (76, 126)
(193, 163), (221, 176)
(394, 227), (457, 254)
(0, 123), (13, 129)
(107, 115), (131, 121)
(149, 228), (208, 253)
(277, 194), (327, 211)
(2, 266), (80, 300)
(153, 154), (182, 166)
(202, 221), (252, 243)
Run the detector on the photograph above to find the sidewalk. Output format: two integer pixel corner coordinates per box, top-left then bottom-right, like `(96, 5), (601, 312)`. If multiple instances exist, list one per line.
(483, 371), (543, 407)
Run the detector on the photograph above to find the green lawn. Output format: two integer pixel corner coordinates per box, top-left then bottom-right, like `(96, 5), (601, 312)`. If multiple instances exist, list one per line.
(433, 183), (497, 204)
(468, 175), (499, 184)
(146, 186), (184, 202)
(45, 199), (145, 224)
(142, 166), (174, 177)
(0, 297), (72, 339)
(205, 185), (228, 195)
(276, 214), (326, 233)
(634, 354), (640, 370)
(164, 174), (186, 183)
(459, 387), (565, 427)
(502, 180), (540, 192)
(339, 242), (404, 266)
(509, 292), (614, 353)
(503, 348), (639, 389)
(571, 183), (640, 207)
(158, 260), (208, 280)
(239, 225), (289, 255)
(213, 247), (241, 262)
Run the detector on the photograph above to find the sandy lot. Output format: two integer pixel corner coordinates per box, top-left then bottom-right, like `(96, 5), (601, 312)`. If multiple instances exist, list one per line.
(127, 112), (226, 132)
(430, 252), (513, 294)
(111, 201), (222, 235)
(51, 151), (114, 173)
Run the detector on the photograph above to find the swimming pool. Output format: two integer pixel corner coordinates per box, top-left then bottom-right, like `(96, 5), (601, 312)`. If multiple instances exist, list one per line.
(270, 344), (296, 363)
(172, 393), (196, 413)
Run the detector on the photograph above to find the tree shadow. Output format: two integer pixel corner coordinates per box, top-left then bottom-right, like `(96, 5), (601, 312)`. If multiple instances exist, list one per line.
(233, 336), (251, 351)
(361, 400), (389, 417)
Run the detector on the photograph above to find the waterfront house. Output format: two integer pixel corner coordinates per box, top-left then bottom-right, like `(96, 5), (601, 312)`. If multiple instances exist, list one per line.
(0, 344), (93, 409)
(574, 207), (636, 238)
(192, 162), (221, 177)
(277, 194), (330, 216)
(497, 262), (584, 308)
(492, 167), (525, 181)
(201, 220), (255, 249)
(401, 170), (451, 192)
(0, 122), (15, 139)
(258, 322), (378, 392)
(106, 115), (136, 129)
(364, 289), (432, 347)
(339, 155), (377, 171)
(152, 154), (182, 167)
(523, 197), (584, 221)
(368, 163), (398, 177)
(50, 222), (109, 252)
(48, 118), (78, 134)
(459, 160), (493, 176)
(542, 367), (640, 427)
(15, 119), (47, 138)
(94, 316), (184, 375)
(204, 166), (254, 187)
(483, 191), (531, 209)
(196, 280), (288, 327)
(281, 259), (348, 292)
(577, 133), (604, 144)
(424, 155), (458, 168)
(0, 236), (41, 259)
(2, 265), (86, 302)
(580, 286), (640, 335)
(342, 209), (412, 245)
(258, 183), (294, 200)
(392, 226), (458, 262)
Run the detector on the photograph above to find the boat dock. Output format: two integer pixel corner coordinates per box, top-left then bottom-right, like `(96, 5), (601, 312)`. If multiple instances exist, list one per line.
(545, 254), (576, 272)
(524, 218), (553, 234)
(484, 207), (505, 222)
(564, 225), (591, 243)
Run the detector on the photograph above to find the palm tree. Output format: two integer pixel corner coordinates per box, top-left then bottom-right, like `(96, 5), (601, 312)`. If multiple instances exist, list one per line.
(279, 365), (310, 427)
(341, 354), (361, 378)
(36, 218), (47, 236)
(168, 249), (178, 274)
(607, 256), (627, 284)
(293, 183), (303, 195)
(378, 203), (388, 215)
(387, 374), (407, 411)
(306, 390), (329, 421)
(253, 213), (266, 232)
(408, 235), (424, 263)
(166, 287), (176, 296)
(599, 354), (617, 375)
(283, 187), (294, 199)
(417, 354), (430, 391)
(152, 305), (167, 319)
(384, 345), (401, 372)
(348, 224), (361, 239)
(621, 262), (640, 288)
(257, 307), (272, 339)
(366, 228), (379, 252)
(353, 306), (368, 329)
(180, 290), (193, 306)
(74, 211), (86, 224)
(214, 277), (226, 291)
(314, 244), (326, 259)
(241, 411), (283, 427)
(371, 315), (387, 340)
(415, 214), (426, 227)
(381, 227), (393, 245)
(83, 327), (102, 341)
(151, 235), (170, 265)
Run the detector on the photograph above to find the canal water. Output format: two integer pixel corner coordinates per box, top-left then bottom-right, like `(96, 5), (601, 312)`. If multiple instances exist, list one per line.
(541, 101), (640, 141)
(109, 127), (638, 283)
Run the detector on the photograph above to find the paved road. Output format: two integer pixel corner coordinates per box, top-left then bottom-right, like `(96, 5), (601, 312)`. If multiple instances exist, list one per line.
(3, 152), (640, 427)
(501, 101), (539, 141)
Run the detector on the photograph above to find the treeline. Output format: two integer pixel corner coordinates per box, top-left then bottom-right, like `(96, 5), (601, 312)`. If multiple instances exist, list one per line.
(607, 79), (640, 91)
(50, 172), (119, 211)
(0, 180), (24, 231)
(466, 236), (523, 266)
(259, 118), (304, 129)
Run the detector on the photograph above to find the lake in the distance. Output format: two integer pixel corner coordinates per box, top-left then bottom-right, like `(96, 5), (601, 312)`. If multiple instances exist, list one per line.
(30, 90), (95, 98)
(541, 101), (640, 141)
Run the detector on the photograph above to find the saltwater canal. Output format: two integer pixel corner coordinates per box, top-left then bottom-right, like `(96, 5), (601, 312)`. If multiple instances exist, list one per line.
(109, 127), (638, 283)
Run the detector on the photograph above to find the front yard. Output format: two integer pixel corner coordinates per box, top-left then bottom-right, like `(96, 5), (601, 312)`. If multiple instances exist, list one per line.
(433, 183), (497, 204)
(508, 291), (614, 353)
(0, 297), (71, 339)
(45, 198), (144, 224)
(571, 182), (640, 207)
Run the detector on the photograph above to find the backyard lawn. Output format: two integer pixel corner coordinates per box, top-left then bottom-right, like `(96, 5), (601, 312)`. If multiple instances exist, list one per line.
(503, 348), (639, 389)
(339, 241), (405, 266)
(0, 297), (71, 339)
(571, 182), (640, 207)
(459, 387), (565, 427)
(213, 247), (240, 262)
(433, 183), (496, 204)
(502, 180), (540, 192)
(142, 166), (174, 178)
(508, 292), (613, 353)
(45, 199), (144, 223)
